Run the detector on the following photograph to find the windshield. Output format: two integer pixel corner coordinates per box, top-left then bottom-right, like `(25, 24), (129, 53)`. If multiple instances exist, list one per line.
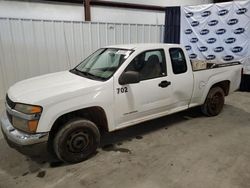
(71, 48), (133, 81)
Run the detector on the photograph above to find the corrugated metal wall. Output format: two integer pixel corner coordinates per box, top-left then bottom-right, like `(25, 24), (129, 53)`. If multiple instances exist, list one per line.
(0, 18), (164, 100)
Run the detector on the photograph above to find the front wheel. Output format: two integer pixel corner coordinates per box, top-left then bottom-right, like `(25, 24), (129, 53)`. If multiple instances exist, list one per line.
(53, 118), (100, 163)
(201, 87), (225, 116)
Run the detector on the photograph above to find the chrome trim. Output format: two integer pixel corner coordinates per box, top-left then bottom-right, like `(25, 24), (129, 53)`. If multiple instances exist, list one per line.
(5, 102), (40, 120)
(1, 111), (49, 146)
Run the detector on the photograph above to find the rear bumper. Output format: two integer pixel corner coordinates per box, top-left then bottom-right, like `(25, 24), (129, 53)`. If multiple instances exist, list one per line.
(1, 111), (49, 156)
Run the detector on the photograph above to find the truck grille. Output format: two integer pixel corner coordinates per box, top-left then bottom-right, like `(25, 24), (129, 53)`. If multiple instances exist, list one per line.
(6, 95), (15, 124)
(6, 95), (15, 109)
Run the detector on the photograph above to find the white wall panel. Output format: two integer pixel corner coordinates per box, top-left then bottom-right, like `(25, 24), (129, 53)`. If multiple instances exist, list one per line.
(0, 18), (164, 100)
(91, 6), (165, 25)
(0, 0), (213, 25)
(0, 1), (85, 21)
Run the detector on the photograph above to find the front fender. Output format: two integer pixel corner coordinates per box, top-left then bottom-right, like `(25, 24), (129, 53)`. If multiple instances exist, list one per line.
(36, 85), (114, 133)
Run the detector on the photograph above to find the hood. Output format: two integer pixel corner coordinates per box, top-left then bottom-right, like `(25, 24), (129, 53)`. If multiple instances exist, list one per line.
(7, 71), (103, 105)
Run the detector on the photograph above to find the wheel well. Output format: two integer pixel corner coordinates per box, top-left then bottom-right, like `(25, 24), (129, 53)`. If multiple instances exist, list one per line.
(211, 80), (230, 96)
(47, 107), (108, 153)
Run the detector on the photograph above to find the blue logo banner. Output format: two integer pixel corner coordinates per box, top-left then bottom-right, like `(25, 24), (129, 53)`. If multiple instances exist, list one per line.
(181, 0), (250, 74)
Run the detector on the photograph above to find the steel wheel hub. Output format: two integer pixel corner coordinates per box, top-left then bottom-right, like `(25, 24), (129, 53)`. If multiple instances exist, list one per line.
(67, 131), (90, 153)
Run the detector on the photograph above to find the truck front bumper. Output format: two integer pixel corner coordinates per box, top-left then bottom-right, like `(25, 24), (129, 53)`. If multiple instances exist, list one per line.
(1, 111), (49, 156)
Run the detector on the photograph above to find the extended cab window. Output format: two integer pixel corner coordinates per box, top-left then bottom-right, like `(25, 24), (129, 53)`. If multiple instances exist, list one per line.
(125, 49), (166, 81)
(169, 48), (187, 74)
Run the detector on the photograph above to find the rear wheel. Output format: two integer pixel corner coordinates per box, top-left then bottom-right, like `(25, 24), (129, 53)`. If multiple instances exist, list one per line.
(53, 118), (100, 163)
(201, 87), (225, 116)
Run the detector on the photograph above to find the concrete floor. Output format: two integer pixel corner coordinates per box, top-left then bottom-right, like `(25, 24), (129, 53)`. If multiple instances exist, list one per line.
(1, 92), (250, 188)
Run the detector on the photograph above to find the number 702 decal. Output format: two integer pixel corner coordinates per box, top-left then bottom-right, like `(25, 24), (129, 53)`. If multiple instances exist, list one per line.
(117, 87), (128, 94)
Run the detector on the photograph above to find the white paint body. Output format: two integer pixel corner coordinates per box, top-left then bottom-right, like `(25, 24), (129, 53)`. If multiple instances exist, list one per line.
(7, 44), (242, 133)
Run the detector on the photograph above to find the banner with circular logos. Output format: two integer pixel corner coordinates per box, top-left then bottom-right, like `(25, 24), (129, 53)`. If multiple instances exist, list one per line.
(181, 0), (250, 74)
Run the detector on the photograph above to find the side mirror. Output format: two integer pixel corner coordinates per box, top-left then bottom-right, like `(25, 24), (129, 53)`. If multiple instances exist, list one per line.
(119, 71), (140, 85)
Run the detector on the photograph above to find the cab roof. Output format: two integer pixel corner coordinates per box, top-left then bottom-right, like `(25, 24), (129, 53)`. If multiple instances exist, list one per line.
(105, 43), (182, 50)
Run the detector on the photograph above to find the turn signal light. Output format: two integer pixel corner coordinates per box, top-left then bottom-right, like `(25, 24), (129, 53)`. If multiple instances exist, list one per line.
(28, 120), (39, 133)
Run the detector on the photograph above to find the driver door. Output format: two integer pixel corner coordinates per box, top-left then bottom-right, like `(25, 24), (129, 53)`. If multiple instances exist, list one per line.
(113, 48), (174, 129)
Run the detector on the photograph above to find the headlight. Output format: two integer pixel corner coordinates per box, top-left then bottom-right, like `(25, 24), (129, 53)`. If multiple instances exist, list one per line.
(12, 103), (42, 133)
(15, 103), (42, 114)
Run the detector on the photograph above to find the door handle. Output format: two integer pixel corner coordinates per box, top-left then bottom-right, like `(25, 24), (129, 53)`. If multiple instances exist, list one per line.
(158, 80), (171, 88)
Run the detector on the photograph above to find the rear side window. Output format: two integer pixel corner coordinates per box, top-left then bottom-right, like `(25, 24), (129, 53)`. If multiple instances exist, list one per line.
(169, 48), (187, 74)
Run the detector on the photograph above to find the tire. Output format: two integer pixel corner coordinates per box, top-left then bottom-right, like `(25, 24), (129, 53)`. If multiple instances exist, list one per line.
(53, 118), (100, 164)
(201, 87), (225, 117)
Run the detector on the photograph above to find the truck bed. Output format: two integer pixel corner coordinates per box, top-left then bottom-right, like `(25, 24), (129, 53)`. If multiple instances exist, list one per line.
(191, 60), (241, 71)
(189, 60), (242, 108)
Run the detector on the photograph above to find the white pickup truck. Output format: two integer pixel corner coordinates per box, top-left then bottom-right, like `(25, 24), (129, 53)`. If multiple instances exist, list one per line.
(1, 43), (242, 163)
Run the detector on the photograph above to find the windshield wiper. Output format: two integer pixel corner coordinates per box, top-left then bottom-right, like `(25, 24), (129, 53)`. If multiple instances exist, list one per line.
(70, 69), (105, 81)
(70, 68), (85, 76)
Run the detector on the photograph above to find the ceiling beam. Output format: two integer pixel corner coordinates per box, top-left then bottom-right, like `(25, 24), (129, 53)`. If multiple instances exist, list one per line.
(90, 1), (166, 11)
(84, 0), (91, 21)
